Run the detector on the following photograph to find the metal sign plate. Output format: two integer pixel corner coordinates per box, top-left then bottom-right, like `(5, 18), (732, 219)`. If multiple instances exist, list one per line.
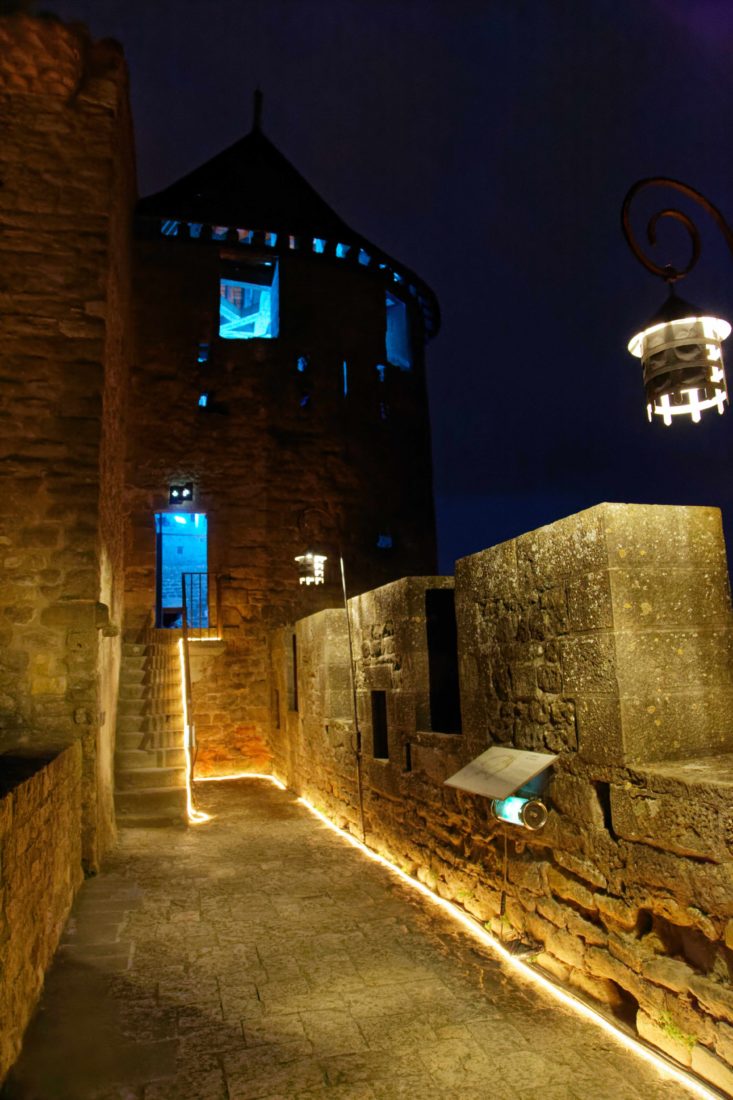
(444, 746), (558, 801)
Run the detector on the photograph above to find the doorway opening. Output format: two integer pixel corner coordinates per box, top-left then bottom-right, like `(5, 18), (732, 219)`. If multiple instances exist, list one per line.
(155, 512), (208, 628)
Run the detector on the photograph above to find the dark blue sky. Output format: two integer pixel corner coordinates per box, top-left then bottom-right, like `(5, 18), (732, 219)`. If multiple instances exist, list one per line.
(46, 0), (733, 572)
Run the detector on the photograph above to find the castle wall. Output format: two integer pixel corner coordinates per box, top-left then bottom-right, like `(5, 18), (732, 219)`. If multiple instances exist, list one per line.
(271, 503), (733, 1095)
(0, 745), (83, 1085)
(127, 239), (436, 774)
(0, 16), (135, 865)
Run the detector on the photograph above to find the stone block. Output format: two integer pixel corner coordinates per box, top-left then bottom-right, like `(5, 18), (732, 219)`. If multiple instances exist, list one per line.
(610, 783), (730, 860)
(560, 634), (617, 693)
(566, 570), (613, 632)
(515, 505), (608, 586)
(549, 772), (606, 830)
(609, 566), (733, 630)
(641, 955), (695, 994)
(637, 1010), (693, 1067)
(602, 503), (728, 570)
(574, 694), (623, 762)
(619, 693), (733, 761)
(691, 1045), (733, 1096)
(689, 975), (733, 1025)
(547, 865), (597, 912)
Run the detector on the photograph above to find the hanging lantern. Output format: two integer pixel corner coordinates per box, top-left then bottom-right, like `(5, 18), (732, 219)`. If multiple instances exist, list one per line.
(628, 291), (730, 426)
(294, 549), (327, 585)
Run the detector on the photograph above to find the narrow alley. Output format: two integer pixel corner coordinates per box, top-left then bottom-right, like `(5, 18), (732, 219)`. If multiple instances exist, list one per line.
(3, 780), (696, 1100)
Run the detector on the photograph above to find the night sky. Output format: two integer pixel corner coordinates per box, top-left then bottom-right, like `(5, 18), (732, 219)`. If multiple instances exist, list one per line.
(43, 0), (733, 572)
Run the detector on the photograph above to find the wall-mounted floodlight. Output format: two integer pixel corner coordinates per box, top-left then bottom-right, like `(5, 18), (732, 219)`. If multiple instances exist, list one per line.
(169, 482), (193, 505)
(622, 177), (733, 425)
(491, 796), (548, 831)
(294, 550), (327, 585)
(444, 746), (556, 832)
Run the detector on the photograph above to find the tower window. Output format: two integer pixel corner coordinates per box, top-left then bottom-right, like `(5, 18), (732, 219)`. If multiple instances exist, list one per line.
(386, 292), (412, 369)
(219, 261), (279, 340)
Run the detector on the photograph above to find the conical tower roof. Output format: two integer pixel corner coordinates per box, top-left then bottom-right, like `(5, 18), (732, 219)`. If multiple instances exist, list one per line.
(136, 108), (440, 339)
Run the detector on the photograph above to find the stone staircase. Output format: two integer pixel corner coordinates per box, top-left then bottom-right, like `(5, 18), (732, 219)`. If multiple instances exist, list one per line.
(114, 629), (188, 827)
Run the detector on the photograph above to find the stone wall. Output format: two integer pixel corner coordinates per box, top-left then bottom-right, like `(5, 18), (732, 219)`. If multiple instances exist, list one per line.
(0, 15), (135, 865)
(272, 504), (733, 1096)
(0, 744), (83, 1086)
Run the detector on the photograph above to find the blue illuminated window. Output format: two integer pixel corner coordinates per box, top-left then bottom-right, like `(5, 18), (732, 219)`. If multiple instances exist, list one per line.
(358, 249), (371, 266)
(336, 243), (350, 259)
(297, 356), (309, 373)
(342, 361), (348, 395)
(376, 364), (386, 383)
(313, 238), (326, 254)
(197, 343), (210, 364)
(198, 394), (208, 408)
(377, 533), (392, 549)
(161, 220), (179, 236)
(385, 292), (412, 370)
(219, 261), (279, 340)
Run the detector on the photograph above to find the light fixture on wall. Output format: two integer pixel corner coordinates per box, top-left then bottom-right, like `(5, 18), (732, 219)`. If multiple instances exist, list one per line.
(295, 507), (366, 842)
(294, 550), (327, 585)
(491, 796), (548, 830)
(169, 481), (193, 504)
(622, 177), (732, 424)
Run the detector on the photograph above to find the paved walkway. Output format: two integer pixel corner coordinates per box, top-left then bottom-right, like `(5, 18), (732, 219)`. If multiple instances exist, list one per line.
(3, 780), (695, 1100)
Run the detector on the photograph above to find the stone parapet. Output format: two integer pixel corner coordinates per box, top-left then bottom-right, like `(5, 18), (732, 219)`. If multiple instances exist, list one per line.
(0, 743), (83, 1086)
(271, 503), (733, 1093)
(456, 502), (733, 764)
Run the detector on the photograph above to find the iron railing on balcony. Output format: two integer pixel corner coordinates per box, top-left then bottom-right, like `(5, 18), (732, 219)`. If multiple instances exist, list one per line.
(181, 571), (226, 641)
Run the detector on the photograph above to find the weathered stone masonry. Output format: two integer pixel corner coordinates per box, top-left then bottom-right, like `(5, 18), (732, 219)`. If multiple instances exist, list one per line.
(0, 745), (83, 1085)
(273, 503), (733, 1096)
(0, 16), (134, 866)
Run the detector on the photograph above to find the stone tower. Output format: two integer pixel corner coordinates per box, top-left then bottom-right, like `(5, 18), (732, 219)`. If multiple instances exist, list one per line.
(125, 101), (440, 773)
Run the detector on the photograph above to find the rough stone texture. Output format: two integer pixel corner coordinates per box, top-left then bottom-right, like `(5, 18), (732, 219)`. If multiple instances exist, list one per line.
(456, 502), (733, 765)
(0, 744), (83, 1085)
(271, 504), (733, 1092)
(2, 780), (692, 1099)
(0, 15), (135, 866)
(125, 230), (436, 777)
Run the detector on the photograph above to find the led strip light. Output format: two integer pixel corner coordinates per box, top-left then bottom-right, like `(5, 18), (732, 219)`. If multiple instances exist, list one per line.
(295, 794), (721, 1100)
(180, 773), (721, 1097)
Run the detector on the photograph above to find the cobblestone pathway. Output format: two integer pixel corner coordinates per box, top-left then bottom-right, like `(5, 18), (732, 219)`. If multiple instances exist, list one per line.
(3, 780), (696, 1100)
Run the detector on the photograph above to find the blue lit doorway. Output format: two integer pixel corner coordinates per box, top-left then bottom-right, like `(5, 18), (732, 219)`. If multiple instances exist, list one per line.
(155, 513), (208, 628)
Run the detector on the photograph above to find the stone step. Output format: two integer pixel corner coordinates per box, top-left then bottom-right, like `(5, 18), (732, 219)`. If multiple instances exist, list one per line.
(116, 811), (187, 829)
(118, 699), (183, 718)
(117, 714), (182, 735)
(116, 730), (182, 752)
(115, 786), (187, 815)
(122, 643), (147, 657)
(120, 668), (146, 684)
(116, 747), (186, 770)
(116, 766), (186, 791)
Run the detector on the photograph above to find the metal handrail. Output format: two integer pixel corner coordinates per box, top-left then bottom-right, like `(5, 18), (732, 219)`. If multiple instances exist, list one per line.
(180, 572), (229, 785)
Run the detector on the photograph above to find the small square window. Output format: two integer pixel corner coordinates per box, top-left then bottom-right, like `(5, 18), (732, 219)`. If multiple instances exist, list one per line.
(219, 261), (279, 340)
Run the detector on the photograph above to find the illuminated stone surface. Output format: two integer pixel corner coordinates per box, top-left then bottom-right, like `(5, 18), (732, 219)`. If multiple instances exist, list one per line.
(0, 746), (83, 1085)
(269, 505), (733, 1089)
(3, 781), (690, 1099)
(0, 15), (135, 869)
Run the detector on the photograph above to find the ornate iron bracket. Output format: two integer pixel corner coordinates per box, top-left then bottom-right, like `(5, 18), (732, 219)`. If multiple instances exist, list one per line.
(621, 177), (733, 284)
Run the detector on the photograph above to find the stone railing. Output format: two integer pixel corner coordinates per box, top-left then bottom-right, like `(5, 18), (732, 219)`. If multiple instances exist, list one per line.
(271, 503), (733, 1097)
(0, 743), (83, 1085)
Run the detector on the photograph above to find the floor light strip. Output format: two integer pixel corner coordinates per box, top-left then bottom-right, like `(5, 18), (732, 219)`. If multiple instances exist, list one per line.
(197, 772), (286, 789)
(296, 794), (721, 1100)
(177, 638), (211, 824)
